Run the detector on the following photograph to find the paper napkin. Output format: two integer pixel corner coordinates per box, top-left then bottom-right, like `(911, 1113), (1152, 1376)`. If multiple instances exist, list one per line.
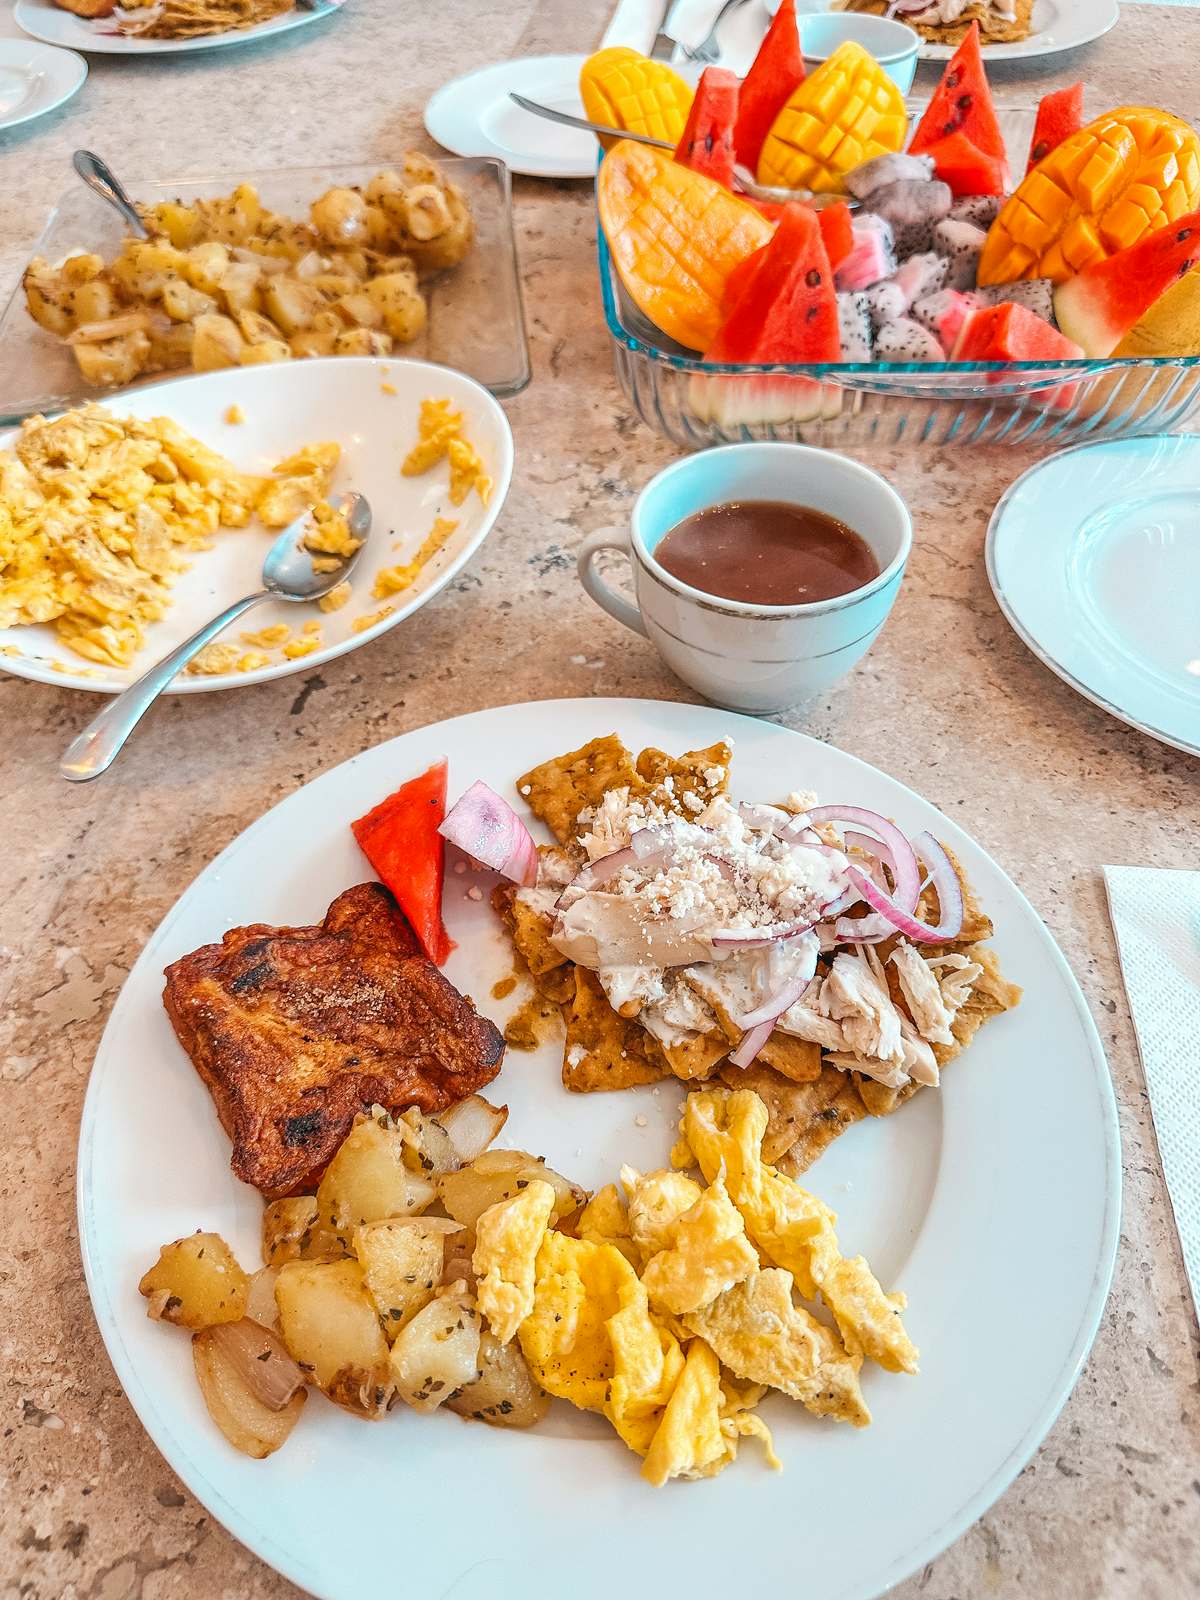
(601, 0), (771, 74)
(1104, 866), (1200, 1323)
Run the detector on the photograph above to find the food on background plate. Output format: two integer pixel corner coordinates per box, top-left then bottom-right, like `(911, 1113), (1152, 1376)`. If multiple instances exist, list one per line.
(140, 1085), (916, 1480)
(23, 157), (473, 389)
(833, 0), (1033, 47)
(587, 20), (1200, 383)
(0, 405), (350, 668)
(53, 0), (115, 15)
(162, 883), (504, 1197)
(491, 735), (1020, 1174)
(111, 0), (293, 38)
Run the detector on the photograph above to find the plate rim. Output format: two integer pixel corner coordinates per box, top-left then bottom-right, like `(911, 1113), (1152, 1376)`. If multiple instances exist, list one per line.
(13, 0), (335, 56)
(916, 0), (1119, 60)
(0, 355), (515, 696)
(985, 435), (1200, 761)
(75, 695), (1122, 1600)
(0, 36), (87, 130)
(424, 53), (595, 181)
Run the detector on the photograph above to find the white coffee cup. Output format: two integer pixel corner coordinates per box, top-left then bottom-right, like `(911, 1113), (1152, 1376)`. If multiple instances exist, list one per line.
(577, 443), (912, 714)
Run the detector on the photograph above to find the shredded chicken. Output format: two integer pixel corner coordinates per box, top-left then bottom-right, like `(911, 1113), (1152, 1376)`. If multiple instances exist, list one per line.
(891, 942), (956, 1046)
(822, 950), (903, 1064)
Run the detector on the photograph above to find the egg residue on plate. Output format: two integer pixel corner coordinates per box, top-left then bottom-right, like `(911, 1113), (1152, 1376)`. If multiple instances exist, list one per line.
(0, 404), (348, 669)
(473, 1085), (919, 1485)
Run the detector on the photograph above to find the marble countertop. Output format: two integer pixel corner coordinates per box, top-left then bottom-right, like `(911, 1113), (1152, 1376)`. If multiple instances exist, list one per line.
(1, 2), (1197, 1595)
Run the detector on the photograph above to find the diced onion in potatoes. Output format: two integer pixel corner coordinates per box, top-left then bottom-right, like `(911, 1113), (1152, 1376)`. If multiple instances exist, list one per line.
(207, 1318), (307, 1410)
(193, 1325), (306, 1459)
(353, 1216), (463, 1340)
(389, 1281), (481, 1413)
(245, 1266), (282, 1330)
(445, 1329), (550, 1430)
(139, 1232), (250, 1329)
(440, 1096), (509, 1165)
(275, 1258), (392, 1418)
(437, 1151), (586, 1233)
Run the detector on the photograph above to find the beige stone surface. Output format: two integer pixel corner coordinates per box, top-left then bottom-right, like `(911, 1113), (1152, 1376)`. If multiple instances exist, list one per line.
(1, 1), (1198, 1596)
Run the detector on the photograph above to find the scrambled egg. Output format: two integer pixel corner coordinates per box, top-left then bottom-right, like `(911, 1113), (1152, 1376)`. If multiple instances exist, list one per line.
(465, 1086), (917, 1486)
(0, 405), (343, 668)
(401, 397), (492, 505)
(373, 516), (459, 600)
(473, 1179), (556, 1344)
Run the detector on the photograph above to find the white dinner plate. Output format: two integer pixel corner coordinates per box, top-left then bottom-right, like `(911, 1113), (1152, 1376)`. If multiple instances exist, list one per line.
(14, 0), (340, 56)
(0, 36), (86, 131)
(0, 357), (513, 694)
(425, 54), (596, 180)
(987, 435), (1200, 760)
(78, 697), (1120, 1600)
(765, 0), (1120, 61)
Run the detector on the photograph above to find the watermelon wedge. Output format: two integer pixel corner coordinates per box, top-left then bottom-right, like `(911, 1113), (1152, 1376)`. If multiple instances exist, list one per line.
(675, 66), (739, 189)
(909, 23), (1006, 166)
(1054, 211), (1200, 356)
(706, 202), (839, 363)
(953, 301), (1084, 407)
(352, 759), (453, 965)
(720, 201), (852, 316)
(922, 130), (1008, 197)
(733, 0), (803, 172)
(1026, 83), (1084, 175)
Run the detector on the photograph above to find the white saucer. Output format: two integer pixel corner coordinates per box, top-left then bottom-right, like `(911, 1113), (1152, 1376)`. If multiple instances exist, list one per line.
(424, 54), (596, 180)
(987, 435), (1200, 759)
(0, 37), (86, 133)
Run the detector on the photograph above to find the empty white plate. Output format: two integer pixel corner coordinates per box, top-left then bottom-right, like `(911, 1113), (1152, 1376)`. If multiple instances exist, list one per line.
(0, 37), (86, 132)
(987, 435), (1200, 759)
(425, 54), (596, 180)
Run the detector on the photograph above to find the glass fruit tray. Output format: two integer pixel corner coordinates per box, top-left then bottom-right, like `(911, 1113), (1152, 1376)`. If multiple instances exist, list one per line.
(596, 105), (1200, 450)
(0, 157), (530, 426)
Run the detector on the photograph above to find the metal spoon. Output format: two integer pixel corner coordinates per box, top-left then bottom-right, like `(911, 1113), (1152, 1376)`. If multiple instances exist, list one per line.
(507, 94), (853, 209)
(60, 493), (371, 783)
(73, 149), (149, 240)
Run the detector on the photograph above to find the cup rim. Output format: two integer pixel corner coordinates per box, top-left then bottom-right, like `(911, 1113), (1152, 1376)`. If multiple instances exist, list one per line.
(630, 442), (913, 619)
(799, 14), (921, 63)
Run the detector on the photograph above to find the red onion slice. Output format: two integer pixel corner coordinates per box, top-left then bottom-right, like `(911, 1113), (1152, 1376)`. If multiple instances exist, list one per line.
(736, 802), (790, 833)
(835, 832), (963, 943)
(439, 780), (538, 887)
(737, 950), (819, 1031)
(711, 917), (816, 950)
(554, 827), (676, 907)
(806, 806), (921, 912)
(778, 813), (817, 846)
(728, 1018), (774, 1068)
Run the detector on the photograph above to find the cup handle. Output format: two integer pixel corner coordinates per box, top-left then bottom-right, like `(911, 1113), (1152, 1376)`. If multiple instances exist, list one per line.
(578, 528), (648, 638)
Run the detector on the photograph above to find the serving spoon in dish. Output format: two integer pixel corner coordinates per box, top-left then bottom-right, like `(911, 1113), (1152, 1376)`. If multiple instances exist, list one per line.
(60, 493), (371, 783)
(73, 149), (149, 240)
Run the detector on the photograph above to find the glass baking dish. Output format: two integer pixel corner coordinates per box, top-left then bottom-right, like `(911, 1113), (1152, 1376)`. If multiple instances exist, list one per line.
(597, 104), (1200, 449)
(0, 156), (530, 425)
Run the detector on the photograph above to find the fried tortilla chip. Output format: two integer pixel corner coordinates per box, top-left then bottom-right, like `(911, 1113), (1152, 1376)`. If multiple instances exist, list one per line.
(774, 1068), (869, 1177)
(635, 741), (732, 815)
(493, 884), (567, 978)
(563, 968), (664, 1091)
(517, 734), (640, 844)
(645, 1028), (730, 1083)
(717, 1062), (837, 1164)
(758, 1031), (823, 1084)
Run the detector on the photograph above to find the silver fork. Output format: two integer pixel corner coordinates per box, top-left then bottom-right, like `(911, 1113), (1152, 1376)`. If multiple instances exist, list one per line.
(683, 0), (753, 64)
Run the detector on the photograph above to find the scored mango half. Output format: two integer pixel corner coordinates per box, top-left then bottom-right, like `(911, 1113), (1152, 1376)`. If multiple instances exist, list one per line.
(979, 106), (1200, 285)
(757, 41), (907, 195)
(598, 140), (773, 352)
(580, 46), (693, 149)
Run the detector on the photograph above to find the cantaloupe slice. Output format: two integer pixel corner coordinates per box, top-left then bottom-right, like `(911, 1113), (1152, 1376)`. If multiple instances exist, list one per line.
(978, 107), (1200, 286)
(597, 140), (773, 352)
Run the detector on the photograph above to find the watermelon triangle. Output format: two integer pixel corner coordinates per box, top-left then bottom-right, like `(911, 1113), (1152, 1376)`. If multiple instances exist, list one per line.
(922, 130), (1008, 197)
(707, 202), (839, 364)
(1026, 83), (1084, 174)
(351, 759), (453, 965)
(719, 203), (852, 317)
(675, 66), (739, 189)
(909, 22), (1006, 164)
(1054, 210), (1200, 356)
(734, 0), (804, 172)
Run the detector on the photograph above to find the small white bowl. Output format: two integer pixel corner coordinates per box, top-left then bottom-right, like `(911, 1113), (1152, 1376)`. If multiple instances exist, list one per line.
(578, 443), (912, 714)
(799, 13), (921, 93)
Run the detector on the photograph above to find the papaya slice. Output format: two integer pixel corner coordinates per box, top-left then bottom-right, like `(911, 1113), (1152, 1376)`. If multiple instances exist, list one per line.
(598, 140), (774, 352)
(978, 106), (1200, 286)
(579, 46), (693, 149)
(734, 0), (804, 173)
(757, 41), (907, 194)
(675, 67), (739, 189)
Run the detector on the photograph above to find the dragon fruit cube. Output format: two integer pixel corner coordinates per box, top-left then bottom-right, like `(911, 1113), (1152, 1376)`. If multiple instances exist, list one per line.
(837, 291), (873, 362)
(875, 318), (945, 363)
(932, 219), (988, 291)
(835, 214), (896, 293)
(911, 289), (982, 354)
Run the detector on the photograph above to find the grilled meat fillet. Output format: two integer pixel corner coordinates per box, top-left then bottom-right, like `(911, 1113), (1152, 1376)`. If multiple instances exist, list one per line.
(163, 882), (505, 1198)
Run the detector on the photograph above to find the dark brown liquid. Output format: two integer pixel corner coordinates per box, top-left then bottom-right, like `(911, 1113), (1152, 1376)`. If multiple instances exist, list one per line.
(655, 500), (879, 606)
